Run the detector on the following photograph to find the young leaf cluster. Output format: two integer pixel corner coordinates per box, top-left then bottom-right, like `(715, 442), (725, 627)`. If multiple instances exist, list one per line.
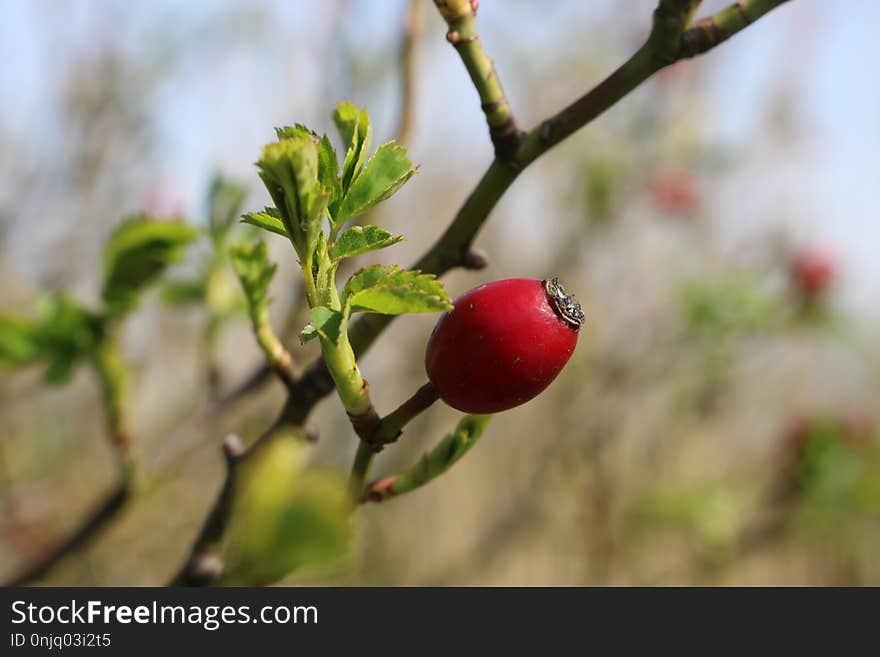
(1, 215), (197, 383)
(240, 101), (450, 350)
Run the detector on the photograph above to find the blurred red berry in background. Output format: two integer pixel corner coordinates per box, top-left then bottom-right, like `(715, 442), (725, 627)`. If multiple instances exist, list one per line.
(648, 169), (701, 216)
(789, 246), (837, 300)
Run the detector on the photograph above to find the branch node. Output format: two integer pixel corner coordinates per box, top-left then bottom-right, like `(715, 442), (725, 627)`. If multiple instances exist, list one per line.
(347, 408), (382, 444)
(461, 248), (489, 270)
(222, 433), (245, 462)
(188, 552), (224, 585)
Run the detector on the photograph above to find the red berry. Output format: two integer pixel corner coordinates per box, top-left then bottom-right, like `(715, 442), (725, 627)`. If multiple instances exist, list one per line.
(790, 247), (836, 299)
(648, 169), (700, 216)
(425, 277), (584, 414)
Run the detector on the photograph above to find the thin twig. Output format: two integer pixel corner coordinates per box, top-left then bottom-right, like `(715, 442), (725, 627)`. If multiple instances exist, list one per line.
(395, 0), (425, 145)
(4, 335), (135, 586)
(3, 477), (131, 586)
(434, 0), (521, 163)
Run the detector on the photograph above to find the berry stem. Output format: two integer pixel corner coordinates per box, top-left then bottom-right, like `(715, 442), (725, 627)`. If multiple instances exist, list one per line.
(373, 382), (439, 445)
(347, 382), (440, 499)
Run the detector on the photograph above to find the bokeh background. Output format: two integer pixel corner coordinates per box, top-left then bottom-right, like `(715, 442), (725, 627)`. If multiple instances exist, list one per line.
(1, 0), (879, 585)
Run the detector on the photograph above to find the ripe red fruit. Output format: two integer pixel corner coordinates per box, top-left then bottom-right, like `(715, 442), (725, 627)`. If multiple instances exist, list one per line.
(790, 247), (836, 299)
(425, 277), (584, 414)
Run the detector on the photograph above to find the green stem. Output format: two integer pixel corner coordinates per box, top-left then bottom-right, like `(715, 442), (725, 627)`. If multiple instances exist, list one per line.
(301, 256), (319, 308)
(433, 0), (519, 161)
(254, 314), (298, 390)
(679, 0), (791, 58)
(348, 439), (375, 501)
(91, 335), (133, 469)
(347, 382), (439, 499)
(517, 0), (790, 166)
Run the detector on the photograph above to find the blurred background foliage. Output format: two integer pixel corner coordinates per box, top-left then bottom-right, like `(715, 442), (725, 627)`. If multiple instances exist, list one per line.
(0, 0), (878, 585)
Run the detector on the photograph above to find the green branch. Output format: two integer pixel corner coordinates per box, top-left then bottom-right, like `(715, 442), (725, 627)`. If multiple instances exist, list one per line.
(433, 0), (520, 162)
(517, 0), (789, 164)
(679, 0), (791, 58)
(253, 313), (298, 390)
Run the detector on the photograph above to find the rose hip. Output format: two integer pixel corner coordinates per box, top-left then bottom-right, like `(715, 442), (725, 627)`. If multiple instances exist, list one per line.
(425, 277), (584, 414)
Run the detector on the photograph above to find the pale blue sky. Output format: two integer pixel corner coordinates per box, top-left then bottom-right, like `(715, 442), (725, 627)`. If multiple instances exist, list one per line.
(1, 0), (877, 313)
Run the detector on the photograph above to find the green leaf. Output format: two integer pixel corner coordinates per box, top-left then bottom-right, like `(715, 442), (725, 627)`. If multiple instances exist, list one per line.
(330, 225), (403, 261)
(161, 278), (206, 306)
(256, 134), (329, 258)
(221, 430), (351, 585)
(335, 142), (417, 224)
(332, 101), (371, 195)
(381, 415), (492, 499)
(318, 134), (343, 220)
(343, 265), (452, 316)
(0, 313), (42, 370)
(241, 208), (290, 238)
(207, 175), (248, 243)
(275, 124), (315, 141)
(35, 294), (104, 384)
(101, 215), (199, 316)
(229, 241), (277, 323)
(309, 306), (343, 345)
(678, 275), (778, 335)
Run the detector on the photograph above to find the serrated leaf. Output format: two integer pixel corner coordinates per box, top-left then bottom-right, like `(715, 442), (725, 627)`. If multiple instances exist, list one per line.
(275, 124), (315, 141)
(0, 313), (42, 370)
(101, 215), (199, 316)
(335, 142), (417, 223)
(257, 135), (329, 258)
(241, 208), (290, 238)
(207, 175), (247, 243)
(229, 242), (277, 323)
(330, 225), (403, 261)
(318, 134), (343, 220)
(333, 101), (371, 195)
(161, 278), (206, 306)
(309, 306), (343, 345)
(343, 265), (452, 316)
(221, 430), (351, 585)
